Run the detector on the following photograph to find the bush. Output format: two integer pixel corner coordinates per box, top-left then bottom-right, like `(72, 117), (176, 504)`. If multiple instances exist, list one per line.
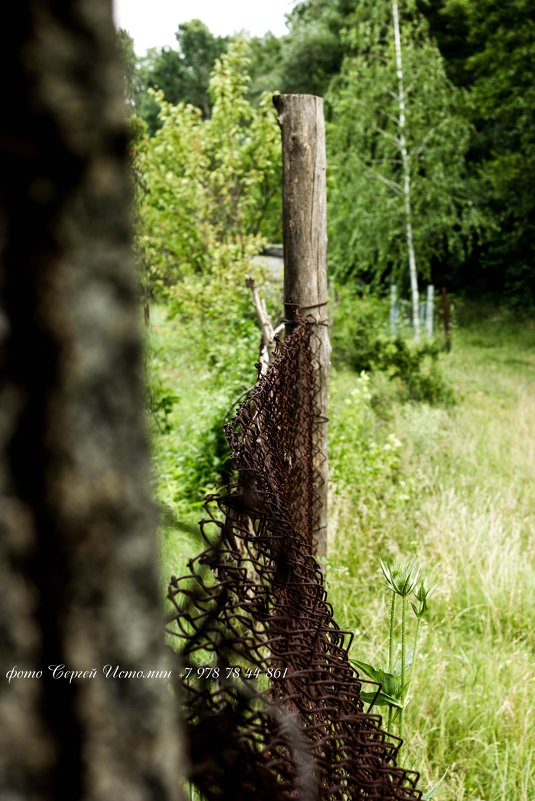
(329, 371), (408, 509)
(330, 290), (389, 371)
(331, 286), (455, 406)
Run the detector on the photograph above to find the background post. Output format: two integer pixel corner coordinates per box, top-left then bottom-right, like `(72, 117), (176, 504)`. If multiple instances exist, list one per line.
(426, 284), (434, 338)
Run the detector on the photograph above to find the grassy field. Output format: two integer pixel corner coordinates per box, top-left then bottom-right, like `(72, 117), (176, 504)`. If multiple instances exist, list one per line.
(150, 302), (534, 801)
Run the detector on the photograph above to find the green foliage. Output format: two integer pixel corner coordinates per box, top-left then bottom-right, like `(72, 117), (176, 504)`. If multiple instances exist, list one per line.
(460, 0), (535, 303)
(158, 400), (234, 508)
(279, 0), (355, 95)
(136, 20), (230, 131)
(125, 3), (535, 305)
(148, 312), (245, 515)
(353, 658), (404, 709)
(353, 556), (434, 737)
(137, 38), (280, 275)
(149, 294), (535, 800)
(135, 38), (281, 375)
(326, 0), (478, 288)
(329, 370), (405, 508)
(147, 374), (179, 434)
(331, 287), (455, 405)
(422, 0), (535, 304)
(116, 28), (138, 108)
(379, 557), (433, 741)
(331, 291), (389, 369)
(247, 34), (283, 103)
(328, 309), (535, 798)
(136, 41), (283, 537)
(379, 338), (456, 406)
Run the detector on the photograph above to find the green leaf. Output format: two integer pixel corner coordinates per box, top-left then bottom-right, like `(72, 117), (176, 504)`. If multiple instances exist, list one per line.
(350, 658), (386, 684)
(173, 520), (203, 538)
(350, 659), (401, 698)
(380, 557), (420, 597)
(360, 690), (404, 709)
(411, 578), (436, 617)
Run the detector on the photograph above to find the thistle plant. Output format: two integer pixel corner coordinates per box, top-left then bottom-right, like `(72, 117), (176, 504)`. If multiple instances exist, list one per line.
(352, 557), (435, 737)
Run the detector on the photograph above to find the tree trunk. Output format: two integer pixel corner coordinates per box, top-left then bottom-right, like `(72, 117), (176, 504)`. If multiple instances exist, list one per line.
(0, 3), (183, 800)
(392, 0), (421, 340)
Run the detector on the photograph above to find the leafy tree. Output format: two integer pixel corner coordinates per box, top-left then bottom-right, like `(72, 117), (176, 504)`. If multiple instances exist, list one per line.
(247, 33), (284, 103)
(421, 0), (535, 303)
(116, 27), (139, 108)
(450, 0), (535, 302)
(416, 0), (475, 86)
(136, 39), (281, 371)
(326, 0), (477, 296)
(279, 0), (355, 95)
(137, 20), (230, 131)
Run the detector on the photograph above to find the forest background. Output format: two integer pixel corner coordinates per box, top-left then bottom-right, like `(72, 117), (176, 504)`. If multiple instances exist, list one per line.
(117, 2), (534, 800)
(120, 0), (535, 304)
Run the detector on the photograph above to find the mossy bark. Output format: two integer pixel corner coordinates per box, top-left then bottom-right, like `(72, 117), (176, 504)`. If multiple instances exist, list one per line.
(0, 3), (183, 799)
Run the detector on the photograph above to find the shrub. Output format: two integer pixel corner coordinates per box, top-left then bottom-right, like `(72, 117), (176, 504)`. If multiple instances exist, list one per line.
(331, 286), (455, 406)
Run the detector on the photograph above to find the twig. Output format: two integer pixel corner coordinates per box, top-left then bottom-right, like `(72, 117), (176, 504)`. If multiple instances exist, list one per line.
(245, 275), (277, 373)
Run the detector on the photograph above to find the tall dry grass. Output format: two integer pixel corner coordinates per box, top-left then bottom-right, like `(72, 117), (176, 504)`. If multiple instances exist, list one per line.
(328, 306), (535, 800)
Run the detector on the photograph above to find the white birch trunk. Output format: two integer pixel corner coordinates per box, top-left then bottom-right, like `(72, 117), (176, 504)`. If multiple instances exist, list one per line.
(392, 0), (420, 340)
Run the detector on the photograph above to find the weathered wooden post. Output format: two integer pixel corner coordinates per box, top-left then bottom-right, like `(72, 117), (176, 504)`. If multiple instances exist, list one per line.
(441, 286), (451, 351)
(426, 284), (435, 338)
(273, 94), (330, 560)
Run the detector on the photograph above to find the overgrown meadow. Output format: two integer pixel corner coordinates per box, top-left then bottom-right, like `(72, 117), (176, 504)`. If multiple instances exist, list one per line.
(149, 296), (534, 801)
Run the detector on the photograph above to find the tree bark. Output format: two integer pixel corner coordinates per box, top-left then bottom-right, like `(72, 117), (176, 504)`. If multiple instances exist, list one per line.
(0, 3), (183, 800)
(392, 0), (421, 340)
(273, 94), (330, 560)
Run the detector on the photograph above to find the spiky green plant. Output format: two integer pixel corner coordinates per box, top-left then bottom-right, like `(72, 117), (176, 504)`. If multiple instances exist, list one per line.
(352, 557), (433, 736)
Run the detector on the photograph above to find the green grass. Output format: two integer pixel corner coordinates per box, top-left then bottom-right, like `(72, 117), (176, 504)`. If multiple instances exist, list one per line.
(327, 304), (535, 800)
(150, 301), (535, 801)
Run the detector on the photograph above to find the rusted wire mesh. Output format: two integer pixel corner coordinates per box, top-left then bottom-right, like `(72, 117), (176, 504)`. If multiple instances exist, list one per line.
(167, 320), (421, 801)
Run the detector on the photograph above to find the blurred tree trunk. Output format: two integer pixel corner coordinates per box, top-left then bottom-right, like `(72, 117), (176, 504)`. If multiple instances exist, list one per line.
(0, 2), (184, 800)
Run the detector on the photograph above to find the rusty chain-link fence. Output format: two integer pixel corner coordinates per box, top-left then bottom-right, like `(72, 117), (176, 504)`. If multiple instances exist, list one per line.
(167, 320), (421, 801)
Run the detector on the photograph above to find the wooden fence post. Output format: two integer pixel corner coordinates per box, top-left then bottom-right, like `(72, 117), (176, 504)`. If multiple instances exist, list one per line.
(426, 284), (434, 338)
(441, 286), (451, 351)
(273, 94), (330, 560)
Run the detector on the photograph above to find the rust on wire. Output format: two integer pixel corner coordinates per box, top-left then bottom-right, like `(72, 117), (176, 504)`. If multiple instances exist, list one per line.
(167, 321), (422, 801)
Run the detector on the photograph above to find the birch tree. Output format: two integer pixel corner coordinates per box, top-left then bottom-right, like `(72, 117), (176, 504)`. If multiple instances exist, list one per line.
(392, 0), (420, 337)
(327, 0), (476, 315)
